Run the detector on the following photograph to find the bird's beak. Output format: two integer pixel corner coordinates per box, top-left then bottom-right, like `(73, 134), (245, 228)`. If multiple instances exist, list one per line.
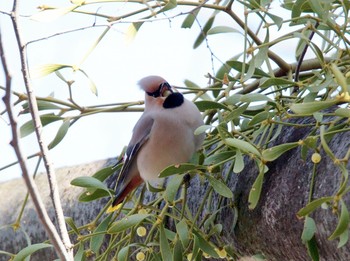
(160, 82), (174, 97)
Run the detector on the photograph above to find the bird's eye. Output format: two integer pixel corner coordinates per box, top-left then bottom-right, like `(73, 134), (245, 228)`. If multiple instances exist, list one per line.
(146, 82), (170, 98)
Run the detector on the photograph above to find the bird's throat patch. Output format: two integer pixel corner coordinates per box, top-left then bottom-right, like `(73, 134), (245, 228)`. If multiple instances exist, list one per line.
(163, 93), (184, 109)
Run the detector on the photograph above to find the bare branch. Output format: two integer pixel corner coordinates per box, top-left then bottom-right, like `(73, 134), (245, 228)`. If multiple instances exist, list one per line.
(0, 31), (70, 260)
(9, 0), (73, 259)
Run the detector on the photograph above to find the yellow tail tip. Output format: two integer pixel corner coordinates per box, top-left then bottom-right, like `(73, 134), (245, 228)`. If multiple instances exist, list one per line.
(106, 203), (123, 213)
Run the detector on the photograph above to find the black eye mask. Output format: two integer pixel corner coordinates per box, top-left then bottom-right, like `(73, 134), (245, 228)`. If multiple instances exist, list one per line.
(146, 82), (172, 98)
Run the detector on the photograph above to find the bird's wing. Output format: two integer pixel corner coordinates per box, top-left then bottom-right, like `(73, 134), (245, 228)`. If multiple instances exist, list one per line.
(114, 115), (154, 193)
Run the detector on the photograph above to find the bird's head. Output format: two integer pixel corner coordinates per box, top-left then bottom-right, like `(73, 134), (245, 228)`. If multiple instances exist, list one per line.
(138, 75), (184, 109)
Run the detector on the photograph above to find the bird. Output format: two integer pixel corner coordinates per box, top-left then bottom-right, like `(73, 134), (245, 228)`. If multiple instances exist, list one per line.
(107, 76), (205, 212)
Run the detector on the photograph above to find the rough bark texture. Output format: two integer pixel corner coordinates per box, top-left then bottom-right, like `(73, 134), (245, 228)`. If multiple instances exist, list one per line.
(0, 114), (349, 260)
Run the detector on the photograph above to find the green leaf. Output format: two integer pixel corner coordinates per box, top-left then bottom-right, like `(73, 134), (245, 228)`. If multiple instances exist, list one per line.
(90, 214), (112, 254)
(92, 166), (116, 181)
(22, 100), (63, 112)
(20, 114), (63, 138)
(193, 230), (219, 258)
(329, 200), (350, 240)
(290, 100), (338, 114)
(74, 242), (85, 261)
(65, 217), (79, 235)
(160, 224), (173, 260)
(117, 246), (130, 261)
(165, 174), (184, 203)
(194, 125), (212, 135)
(226, 60), (270, 78)
(301, 217), (317, 243)
(181, 9), (200, 29)
(13, 243), (52, 261)
(335, 108), (350, 118)
(159, 163), (205, 178)
(338, 229), (349, 248)
(240, 93), (272, 103)
(176, 219), (190, 248)
(205, 174), (233, 198)
(160, 0), (177, 12)
(204, 151), (236, 165)
(48, 118), (70, 149)
(249, 111), (271, 126)
(193, 15), (215, 49)
(262, 142), (299, 162)
(225, 138), (261, 157)
(306, 236), (319, 261)
(224, 103), (249, 122)
(266, 13), (283, 29)
(320, 125), (336, 161)
(70, 176), (111, 196)
(108, 214), (150, 234)
(260, 78), (295, 88)
(207, 26), (240, 35)
(297, 197), (333, 217)
(248, 170), (264, 209)
(173, 238), (183, 261)
(195, 100), (230, 111)
(78, 188), (109, 202)
(233, 149), (244, 173)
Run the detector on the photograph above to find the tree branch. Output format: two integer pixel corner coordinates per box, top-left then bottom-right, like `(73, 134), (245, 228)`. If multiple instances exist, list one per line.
(0, 31), (70, 260)
(9, 0), (73, 259)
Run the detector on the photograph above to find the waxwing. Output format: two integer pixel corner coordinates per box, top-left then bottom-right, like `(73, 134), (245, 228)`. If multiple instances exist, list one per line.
(108, 76), (205, 211)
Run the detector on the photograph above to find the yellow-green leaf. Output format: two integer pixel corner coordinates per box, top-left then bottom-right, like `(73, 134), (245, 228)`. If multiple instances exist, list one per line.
(108, 214), (150, 234)
(290, 100), (338, 114)
(329, 200), (350, 240)
(225, 138), (261, 157)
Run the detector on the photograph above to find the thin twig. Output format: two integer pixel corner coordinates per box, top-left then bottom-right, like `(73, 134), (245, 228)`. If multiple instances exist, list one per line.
(292, 21), (319, 93)
(0, 30), (70, 260)
(10, 0), (73, 259)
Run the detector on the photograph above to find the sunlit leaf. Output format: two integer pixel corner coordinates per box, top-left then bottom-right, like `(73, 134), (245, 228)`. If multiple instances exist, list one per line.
(31, 5), (78, 22)
(160, 0), (177, 12)
(31, 64), (71, 79)
(125, 22), (143, 43)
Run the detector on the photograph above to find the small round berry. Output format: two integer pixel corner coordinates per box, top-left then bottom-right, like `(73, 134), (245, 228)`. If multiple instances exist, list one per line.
(136, 251), (145, 261)
(311, 152), (321, 164)
(137, 226), (147, 237)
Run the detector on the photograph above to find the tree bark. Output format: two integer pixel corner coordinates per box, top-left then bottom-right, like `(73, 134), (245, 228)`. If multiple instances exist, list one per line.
(0, 115), (349, 260)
